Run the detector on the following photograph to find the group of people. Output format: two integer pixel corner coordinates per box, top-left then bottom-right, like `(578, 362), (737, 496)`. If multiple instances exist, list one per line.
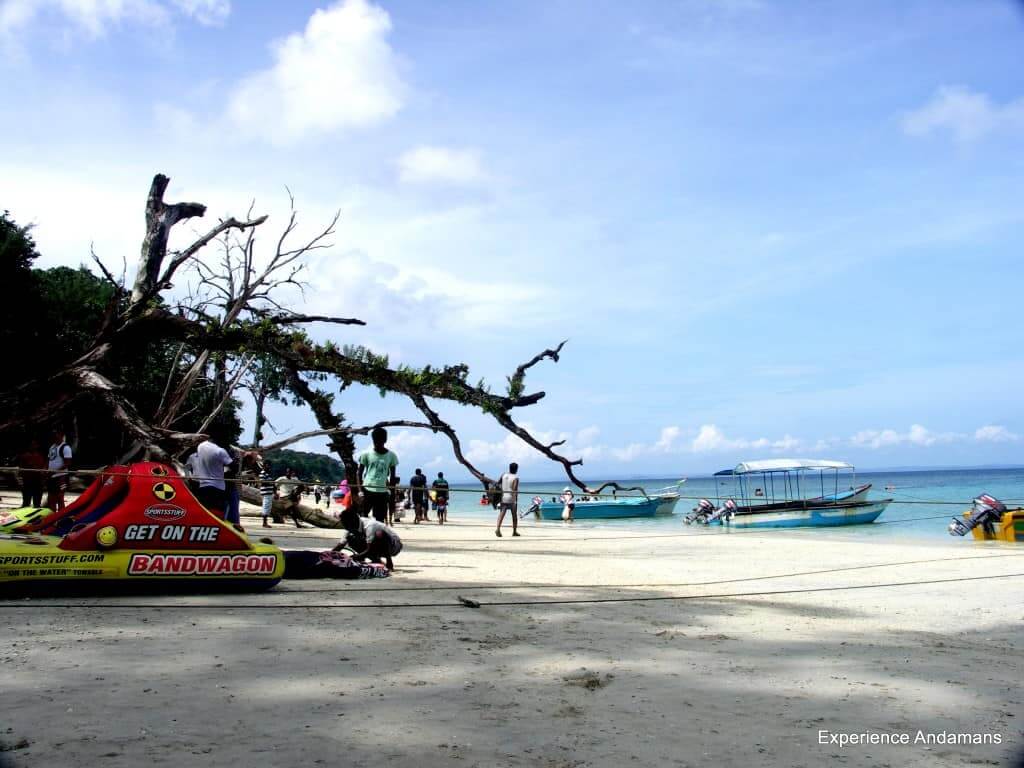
(15, 427), (74, 512)
(183, 427), (309, 530)
(12, 422), (528, 572)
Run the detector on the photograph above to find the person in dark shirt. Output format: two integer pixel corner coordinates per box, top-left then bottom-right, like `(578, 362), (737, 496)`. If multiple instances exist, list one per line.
(17, 437), (46, 508)
(432, 472), (450, 524)
(409, 468), (428, 523)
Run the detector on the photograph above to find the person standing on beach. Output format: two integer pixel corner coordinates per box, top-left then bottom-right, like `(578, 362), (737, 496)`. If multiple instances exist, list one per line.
(275, 467), (307, 528)
(223, 446), (241, 525)
(258, 460), (276, 528)
(495, 462), (520, 537)
(358, 427), (398, 524)
(388, 475), (401, 525)
(17, 437), (46, 508)
(560, 487), (576, 522)
(432, 471), (449, 524)
(45, 427), (73, 513)
(189, 429), (233, 517)
(409, 468), (428, 523)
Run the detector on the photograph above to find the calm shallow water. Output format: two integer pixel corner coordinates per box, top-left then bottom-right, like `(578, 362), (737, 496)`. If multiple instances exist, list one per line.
(444, 468), (1024, 541)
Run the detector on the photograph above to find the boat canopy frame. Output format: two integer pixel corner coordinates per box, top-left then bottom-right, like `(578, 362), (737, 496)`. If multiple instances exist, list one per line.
(716, 459), (858, 509)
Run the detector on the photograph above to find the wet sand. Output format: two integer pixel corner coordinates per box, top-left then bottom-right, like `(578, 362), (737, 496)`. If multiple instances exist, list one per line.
(2, 499), (1022, 767)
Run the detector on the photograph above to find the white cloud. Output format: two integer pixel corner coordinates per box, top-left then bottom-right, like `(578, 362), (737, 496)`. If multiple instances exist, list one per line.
(171, 0), (228, 26)
(974, 425), (1018, 443)
(689, 424), (799, 454)
(654, 425), (681, 451)
(852, 424), (960, 449)
(0, 0), (226, 37)
(575, 425), (600, 446)
(397, 146), (485, 186)
(383, 429), (432, 456)
(225, 0), (405, 144)
(611, 442), (646, 462)
(465, 424), (607, 469)
(902, 85), (1024, 143)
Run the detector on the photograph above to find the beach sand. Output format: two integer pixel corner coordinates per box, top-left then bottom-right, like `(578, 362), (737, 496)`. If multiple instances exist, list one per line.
(2, 496), (1022, 767)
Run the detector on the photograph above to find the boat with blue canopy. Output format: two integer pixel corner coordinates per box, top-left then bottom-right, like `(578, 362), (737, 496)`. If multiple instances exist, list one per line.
(691, 459), (890, 529)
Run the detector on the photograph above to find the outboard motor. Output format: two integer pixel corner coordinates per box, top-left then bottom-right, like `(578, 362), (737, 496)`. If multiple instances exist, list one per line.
(949, 493), (1006, 537)
(705, 499), (737, 524)
(525, 496), (543, 520)
(685, 498), (715, 525)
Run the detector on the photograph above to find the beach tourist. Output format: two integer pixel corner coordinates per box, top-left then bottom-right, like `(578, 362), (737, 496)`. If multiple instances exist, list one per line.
(335, 515), (402, 572)
(275, 467), (307, 528)
(560, 487), (575, 522)
(410, 468), (428, 523)
(495, 462), (521, 537)
(314, 485), (322, 506)
(17, 437), (46, 508)
(258, 460), (276, 528)
(388, 474), (401, 525)
(432, 471), (450, 524)
(44, 427), (74, 513)
(188, 428), (233, 516)
(223, 447), (242, 525)
(358, 427), (398, 524)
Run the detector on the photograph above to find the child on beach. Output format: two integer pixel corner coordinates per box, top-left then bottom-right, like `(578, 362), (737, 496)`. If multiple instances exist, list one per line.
(432, 472), (449, 524)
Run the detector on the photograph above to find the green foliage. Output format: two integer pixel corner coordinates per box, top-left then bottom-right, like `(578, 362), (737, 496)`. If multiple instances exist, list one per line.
(0, 210), (245, 464)
(0, 210), (44, 373)
(0, 209), (38, 273)
(262, 448), (345, 483)
(34, 266), (116, 362)
(506, 374), (524, 400)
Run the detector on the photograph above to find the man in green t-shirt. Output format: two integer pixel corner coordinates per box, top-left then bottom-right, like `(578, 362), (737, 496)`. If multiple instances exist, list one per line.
(358, 427), (399, 523)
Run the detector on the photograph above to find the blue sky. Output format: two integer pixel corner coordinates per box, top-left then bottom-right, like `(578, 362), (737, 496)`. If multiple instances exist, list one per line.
(1, 0), (1021, 479)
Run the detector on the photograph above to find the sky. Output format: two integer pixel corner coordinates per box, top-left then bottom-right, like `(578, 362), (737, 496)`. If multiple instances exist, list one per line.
(1, 0), (1022, 480)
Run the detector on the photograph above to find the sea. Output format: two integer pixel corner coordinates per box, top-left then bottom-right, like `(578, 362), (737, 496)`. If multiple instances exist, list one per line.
(442, 468), (1024, 541)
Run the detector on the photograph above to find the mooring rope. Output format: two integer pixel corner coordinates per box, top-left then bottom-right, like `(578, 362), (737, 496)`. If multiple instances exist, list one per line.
(3, 571), (1022, 611)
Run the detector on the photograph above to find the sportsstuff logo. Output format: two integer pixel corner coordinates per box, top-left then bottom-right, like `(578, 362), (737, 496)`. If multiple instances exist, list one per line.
(127, 553), (278, 576)
(143, 505), (187, 521)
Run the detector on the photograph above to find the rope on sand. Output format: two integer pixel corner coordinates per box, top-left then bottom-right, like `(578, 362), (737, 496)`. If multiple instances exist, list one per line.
(4, 570), (1023, 611)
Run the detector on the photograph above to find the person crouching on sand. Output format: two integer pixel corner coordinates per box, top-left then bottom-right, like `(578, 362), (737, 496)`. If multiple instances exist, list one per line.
(334, 515), (402, 572)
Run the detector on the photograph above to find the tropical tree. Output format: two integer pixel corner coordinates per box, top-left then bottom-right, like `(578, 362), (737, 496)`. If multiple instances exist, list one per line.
(0, 174), (590, 493)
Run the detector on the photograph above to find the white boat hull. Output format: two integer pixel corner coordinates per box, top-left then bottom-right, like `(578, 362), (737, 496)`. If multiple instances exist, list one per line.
(723, 500), (891, 529)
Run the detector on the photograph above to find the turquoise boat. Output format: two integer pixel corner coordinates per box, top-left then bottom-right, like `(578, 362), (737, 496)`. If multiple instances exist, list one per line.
(534, 484), (682, 521)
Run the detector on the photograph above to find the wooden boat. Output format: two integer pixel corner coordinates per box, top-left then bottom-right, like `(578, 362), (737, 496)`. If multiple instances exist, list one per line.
(708, 459), (890, 529)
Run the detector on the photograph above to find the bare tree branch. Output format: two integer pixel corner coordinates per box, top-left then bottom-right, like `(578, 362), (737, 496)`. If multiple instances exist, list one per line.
(196, 353), (256, 434)
(408, 393), (494, 486)
(261, 313), (366, 327)
(259, 420), (437, 453)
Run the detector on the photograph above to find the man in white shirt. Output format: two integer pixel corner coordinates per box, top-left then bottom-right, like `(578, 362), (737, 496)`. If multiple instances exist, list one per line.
(495, 462), (520, 537)
(189, 430), (234, 517)
(45, 427), (73, 513)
